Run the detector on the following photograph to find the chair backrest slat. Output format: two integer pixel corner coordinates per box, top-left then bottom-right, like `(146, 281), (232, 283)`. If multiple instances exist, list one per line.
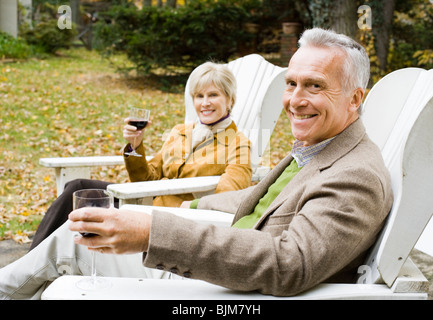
(361, 68), (433, 286)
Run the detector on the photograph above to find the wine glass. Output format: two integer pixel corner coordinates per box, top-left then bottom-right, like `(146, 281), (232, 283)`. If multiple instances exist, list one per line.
(73, 189), (113, 291)
(124, 107), (151, 157)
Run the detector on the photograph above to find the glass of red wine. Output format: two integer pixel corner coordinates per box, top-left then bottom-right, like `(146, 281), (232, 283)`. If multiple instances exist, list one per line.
(124, 107), (151, 157)
(72, 189), (113, 291)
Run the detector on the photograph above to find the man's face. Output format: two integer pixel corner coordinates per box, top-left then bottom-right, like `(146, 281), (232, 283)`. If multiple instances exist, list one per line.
(283, 46), (362, 146)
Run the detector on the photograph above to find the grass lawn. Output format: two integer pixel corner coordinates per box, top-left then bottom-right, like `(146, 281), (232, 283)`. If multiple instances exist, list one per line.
(0, 47), (293, 242)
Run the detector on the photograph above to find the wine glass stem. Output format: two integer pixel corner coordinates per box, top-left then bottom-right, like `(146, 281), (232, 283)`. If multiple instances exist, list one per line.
(91, 251), (96, 284)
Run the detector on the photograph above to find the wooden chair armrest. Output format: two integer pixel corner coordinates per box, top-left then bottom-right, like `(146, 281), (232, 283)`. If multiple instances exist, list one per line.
(39, 156), (152, 195)
(107, 176), (221, 206)
(39, 156), (125, 168)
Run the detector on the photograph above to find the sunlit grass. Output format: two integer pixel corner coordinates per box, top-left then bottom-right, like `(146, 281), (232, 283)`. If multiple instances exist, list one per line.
(0, 47), (185, 241)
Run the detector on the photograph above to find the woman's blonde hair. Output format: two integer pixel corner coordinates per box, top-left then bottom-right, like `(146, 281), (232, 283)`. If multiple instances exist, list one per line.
(188, 62), (237, 112)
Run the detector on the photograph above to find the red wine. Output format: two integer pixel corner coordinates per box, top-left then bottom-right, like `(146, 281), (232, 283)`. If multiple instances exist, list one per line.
(129, 120), (148, 130)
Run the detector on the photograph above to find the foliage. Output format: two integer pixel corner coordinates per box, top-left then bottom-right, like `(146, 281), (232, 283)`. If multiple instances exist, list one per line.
(358, 31), (381, 85)
(21, 19), (77, 54)
(0, 1), (76, 59)
(357, 0), (433, 85)
(413, 49), (433, 67)
(93, 0), (254, 74)
(307, 0), (333, 28)
(0, 31), (35, 60)
(390, 0), (433, 70)
(0, 47), (185, 241)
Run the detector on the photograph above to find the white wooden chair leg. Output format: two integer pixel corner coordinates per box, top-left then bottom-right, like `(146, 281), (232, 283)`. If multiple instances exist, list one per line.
(391, 258), (429, 294)
(56, 167), (91, 196)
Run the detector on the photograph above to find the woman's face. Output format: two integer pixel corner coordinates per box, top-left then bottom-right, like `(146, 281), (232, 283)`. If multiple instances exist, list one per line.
(193, 83), (231, 125)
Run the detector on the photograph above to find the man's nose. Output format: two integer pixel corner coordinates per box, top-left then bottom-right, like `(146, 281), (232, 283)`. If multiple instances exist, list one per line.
(289, 87), (308, 108)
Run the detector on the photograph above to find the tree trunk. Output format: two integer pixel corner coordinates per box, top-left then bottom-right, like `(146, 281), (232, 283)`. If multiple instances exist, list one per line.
(142, 0), (152, 7)
(303, 0), (357, 39)
(329, 0), (357, 39)
(373, 0), (396, 71)
(0, 0), (18, 38)
(70, 0), (81, 27)
(166, 0), (177, 8)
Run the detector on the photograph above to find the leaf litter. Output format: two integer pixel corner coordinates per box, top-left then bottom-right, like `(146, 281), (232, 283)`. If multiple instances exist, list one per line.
(0, 48), (293, 243)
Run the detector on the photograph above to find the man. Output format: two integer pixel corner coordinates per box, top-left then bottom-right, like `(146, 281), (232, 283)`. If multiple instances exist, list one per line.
(0, 28), (393, 299)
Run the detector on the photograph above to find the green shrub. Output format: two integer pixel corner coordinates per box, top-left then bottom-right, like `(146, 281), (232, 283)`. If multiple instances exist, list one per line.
(22, 19), (77, 54)
(93, 0), (253, 74)
(0, 31), (33, 59)
(389, 1), (433, 71)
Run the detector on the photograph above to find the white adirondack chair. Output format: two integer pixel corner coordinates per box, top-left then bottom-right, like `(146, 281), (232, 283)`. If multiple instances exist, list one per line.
(42, 68), (433, 300)
(39, 54), (287, 203)
(360, 67), (433, 261)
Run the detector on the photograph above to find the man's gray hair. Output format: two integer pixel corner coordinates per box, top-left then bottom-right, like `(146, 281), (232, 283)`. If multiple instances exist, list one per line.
(298, 28), (370, 93)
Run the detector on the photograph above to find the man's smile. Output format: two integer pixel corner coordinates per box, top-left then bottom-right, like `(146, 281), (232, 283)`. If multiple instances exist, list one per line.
(291, 111), (318, 120)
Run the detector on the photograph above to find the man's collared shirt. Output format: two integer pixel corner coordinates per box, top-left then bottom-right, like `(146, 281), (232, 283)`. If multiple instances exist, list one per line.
(290, 137), (335, 167)
(232, 136), (336, 229)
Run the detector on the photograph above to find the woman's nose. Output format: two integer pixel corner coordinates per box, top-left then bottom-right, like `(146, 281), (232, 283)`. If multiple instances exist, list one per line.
(202, 97), (210, 106)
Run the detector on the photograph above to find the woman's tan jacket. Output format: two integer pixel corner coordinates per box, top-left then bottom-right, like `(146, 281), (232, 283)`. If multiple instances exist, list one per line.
(124, 121), (252, 207)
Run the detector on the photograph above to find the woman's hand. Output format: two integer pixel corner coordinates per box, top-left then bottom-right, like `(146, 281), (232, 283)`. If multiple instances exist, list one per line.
(68, 207), (152, 254)
(123, 118), (151, 149)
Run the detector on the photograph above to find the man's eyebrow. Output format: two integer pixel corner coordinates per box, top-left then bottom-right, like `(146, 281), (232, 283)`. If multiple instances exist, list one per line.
(284, 74), (327, 85)
(304, 77), (327, 85)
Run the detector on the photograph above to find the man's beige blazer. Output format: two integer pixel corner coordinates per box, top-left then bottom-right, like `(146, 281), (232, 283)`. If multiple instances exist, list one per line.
(144, 119), (393, 296)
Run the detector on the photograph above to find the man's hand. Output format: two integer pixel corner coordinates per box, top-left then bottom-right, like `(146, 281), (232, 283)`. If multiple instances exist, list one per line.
(180, 200), (193, 208)
(68, 207), (152, 254)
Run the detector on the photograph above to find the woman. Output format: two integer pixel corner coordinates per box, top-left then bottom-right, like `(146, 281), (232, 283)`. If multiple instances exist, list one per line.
(29, 61), (252, 250)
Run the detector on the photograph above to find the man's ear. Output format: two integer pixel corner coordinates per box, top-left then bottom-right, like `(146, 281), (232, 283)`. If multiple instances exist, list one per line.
(349, 88), (364, 113)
